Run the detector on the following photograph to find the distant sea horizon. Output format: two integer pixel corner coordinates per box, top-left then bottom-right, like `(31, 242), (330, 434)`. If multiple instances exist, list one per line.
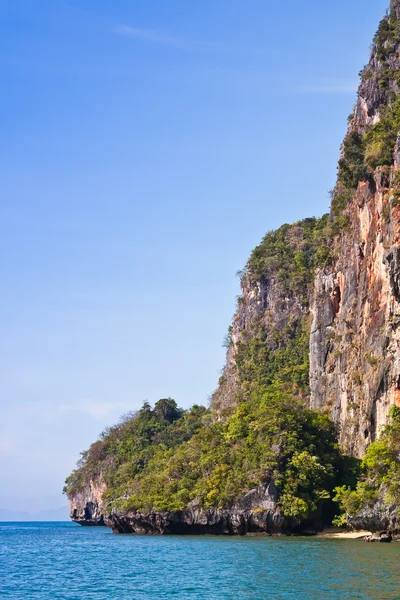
(0, 506), (69, 522)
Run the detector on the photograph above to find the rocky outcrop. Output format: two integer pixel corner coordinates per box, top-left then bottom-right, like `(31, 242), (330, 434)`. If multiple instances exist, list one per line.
(309, 169), (400, 457)
(348, 498), (399, 535)
(364, 532), (392, 542)
(69, 480), (106, 526)
(104, 483), (321, 535)
(353, 0), (400, 134)
(70, 481), (323, 535)
(212, 265), (309, 415)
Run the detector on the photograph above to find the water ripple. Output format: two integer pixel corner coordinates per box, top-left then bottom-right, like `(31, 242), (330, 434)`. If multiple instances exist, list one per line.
(1, 522), (400, 599)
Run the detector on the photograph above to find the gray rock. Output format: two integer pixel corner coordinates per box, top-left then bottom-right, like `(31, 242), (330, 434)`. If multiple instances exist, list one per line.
(348, 498), (399, 534)
(70, 482), (322, 535)
(364, 532), (392, 543)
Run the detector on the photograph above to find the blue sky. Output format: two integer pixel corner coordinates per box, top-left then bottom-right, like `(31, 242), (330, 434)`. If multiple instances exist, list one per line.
(0, 0), (389, 515)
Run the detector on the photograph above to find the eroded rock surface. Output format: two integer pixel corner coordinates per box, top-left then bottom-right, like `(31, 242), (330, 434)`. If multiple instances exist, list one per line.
(105, 483), (320, 535)
(69, 480), (106, 526)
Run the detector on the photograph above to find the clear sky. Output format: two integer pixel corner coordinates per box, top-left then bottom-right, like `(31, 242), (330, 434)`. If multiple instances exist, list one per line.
(0, 0), (389, 515)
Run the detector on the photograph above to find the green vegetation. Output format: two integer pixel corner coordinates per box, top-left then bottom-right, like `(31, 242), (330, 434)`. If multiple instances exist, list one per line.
(373, 10), (400, 97)
(331, 93), (400, 224)
(337, 132), (369, 190)
(64, 400), (208, 503)
(246, 216), (333, 294)
(235, 318), (310, 394)
(365, 98), (400, 169)
(65, 393), (343, 521)
(329, 6), (400, 225)
(374, 12), (400, 65)
(333, 406), (400, 525)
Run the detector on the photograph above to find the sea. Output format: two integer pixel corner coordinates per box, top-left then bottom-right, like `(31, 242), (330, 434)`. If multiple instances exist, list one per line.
(1, 522), (400, 599)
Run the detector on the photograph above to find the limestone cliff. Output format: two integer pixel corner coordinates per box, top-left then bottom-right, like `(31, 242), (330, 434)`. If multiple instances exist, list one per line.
(216, 0), (400, 460)
(212, 244), (311, 415)
(310, 0), (400, 458)
(69, 479), (106, 526)
(309, 167), (400, 457)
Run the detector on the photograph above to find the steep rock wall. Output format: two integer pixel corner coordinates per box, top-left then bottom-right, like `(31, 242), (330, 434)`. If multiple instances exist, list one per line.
(310, 168), (400, 457)
(309, 0), (400, 456)
(212, 267), (309, 415)
(216, 1), (400, 458)
(69, 479), (106, 526)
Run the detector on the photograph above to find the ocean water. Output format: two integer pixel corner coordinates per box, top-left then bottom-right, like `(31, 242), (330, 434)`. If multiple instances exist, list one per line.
(1, 522), (400, 599)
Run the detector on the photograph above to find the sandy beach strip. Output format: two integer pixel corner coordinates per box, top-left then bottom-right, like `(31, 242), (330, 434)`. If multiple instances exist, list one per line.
(317, 529), (372, 539)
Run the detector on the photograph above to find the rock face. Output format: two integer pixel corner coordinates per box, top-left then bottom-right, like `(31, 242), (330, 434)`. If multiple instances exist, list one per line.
(214, 169), (400, 459)
(70, 481), (324, 535)
(104, 483), (321, 535)
(308, 5), (400, 457)
(69, 480), (106, 526)
(348, 497), (399, 534)
(212, 262), (309, 415)
(216, 3), (400, 458)
(309, 171), (400, 457)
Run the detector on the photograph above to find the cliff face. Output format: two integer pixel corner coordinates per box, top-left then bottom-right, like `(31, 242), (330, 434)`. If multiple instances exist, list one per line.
(214, 167), (400, 460)
(310, 167), (400, 457)
(212, 259), (310, 415)
(69, 479), (106, 526)
(309, 1), (400, 457)
(215, 1), (400, 459)
(347, 496), (399, 533)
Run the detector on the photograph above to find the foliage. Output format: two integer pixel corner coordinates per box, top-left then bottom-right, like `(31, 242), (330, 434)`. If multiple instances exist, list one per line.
(63, 400), (208, 500)
(279, 451), (331, 519)
(235, 321), (310, 392)
(65, 390), (342, 521)
(246, 215), (333, 293)
(337, 132), (369, 190)
(364, 98), (400, 169)
(372, 10), (400, 98)
(333, 406), (400, 524)
(374, 12), (400, 64)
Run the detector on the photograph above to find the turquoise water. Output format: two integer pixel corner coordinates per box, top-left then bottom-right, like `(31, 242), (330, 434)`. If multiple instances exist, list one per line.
(1, 522), (400, 599)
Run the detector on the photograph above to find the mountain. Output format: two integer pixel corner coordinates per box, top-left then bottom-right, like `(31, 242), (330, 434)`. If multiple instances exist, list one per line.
(64, 0), (400, 536)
